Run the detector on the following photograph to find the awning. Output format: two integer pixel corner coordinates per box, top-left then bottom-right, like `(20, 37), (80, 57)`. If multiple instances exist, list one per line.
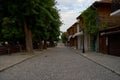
(72, 31), (83, 38)
(99, 26), (120, 36)
(110, 9), (120, 16)
(68, 35), (73, 41)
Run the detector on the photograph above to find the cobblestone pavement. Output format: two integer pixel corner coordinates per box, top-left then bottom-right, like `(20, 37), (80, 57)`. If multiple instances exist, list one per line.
(75, 50), (120, 75)
(0, 46), (120, 80)
(0, 51), (42, 71)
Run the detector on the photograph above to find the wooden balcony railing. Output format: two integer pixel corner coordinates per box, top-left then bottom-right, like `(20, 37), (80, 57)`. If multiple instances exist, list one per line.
(98, 16), (120, 26)
(112, 0), (120, 12)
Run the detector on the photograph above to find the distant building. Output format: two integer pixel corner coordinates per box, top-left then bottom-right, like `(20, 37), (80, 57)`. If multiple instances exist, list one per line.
(67, 23), (78, 49)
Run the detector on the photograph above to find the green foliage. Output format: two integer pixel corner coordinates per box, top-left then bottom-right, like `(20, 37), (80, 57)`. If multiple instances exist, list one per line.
(0, 25), (24, 43)
(81, 7), (98, 35)
(99, 22), (108, 29)
(0, 17), (24, 43)
(61, 32), (67, 44)
(0, 0), (61, 44)
(81, 7), (108, 35)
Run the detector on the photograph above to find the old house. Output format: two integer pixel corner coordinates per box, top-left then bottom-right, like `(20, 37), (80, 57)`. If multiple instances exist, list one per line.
(67, 16), (91, 52)
(94, 0), (120, 56)
(67, 23), (78, 49)
(76, 16), (91, 52)
(66, 0), (120, 56)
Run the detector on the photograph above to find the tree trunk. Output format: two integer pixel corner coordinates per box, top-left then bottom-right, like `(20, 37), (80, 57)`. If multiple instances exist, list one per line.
(23, 20), (33, 53)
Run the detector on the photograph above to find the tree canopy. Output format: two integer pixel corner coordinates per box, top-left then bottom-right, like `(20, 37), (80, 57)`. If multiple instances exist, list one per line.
(61, 32), (67, 44)
(0, 0), (62, 52)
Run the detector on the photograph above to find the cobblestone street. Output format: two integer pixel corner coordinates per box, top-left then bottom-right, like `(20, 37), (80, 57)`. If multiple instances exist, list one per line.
(0, 46), (120, 80)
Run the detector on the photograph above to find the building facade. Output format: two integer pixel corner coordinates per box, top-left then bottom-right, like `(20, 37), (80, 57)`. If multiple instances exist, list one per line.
(67, 23), (78, 49)
(66, 0), (120, 56)
(95, 0), (120, 56)
(76, 16), (92, 52)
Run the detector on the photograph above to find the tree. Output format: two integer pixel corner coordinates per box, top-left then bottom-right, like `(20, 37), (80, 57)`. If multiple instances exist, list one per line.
(32, 1), (61, 48)
(0, 0), (37, 53)
(61, 32), (67, 44)
(47, 8), (61, 44)
(0, 17), (25, 44)
(0, 0), (61, 53)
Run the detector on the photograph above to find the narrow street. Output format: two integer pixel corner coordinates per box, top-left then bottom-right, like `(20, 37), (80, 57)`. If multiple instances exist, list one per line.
(0, 46), (120, 80)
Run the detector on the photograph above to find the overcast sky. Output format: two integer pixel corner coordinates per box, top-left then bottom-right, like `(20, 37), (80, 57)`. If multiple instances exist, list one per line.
(56, 0), (99, 32)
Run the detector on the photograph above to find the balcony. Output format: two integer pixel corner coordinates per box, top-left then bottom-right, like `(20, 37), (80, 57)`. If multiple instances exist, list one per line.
(98, 15), (120, 26)
(111, 0), (120, 16)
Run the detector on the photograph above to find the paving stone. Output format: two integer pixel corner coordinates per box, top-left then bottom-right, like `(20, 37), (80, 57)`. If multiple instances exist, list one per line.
(0, 46), (120, 80)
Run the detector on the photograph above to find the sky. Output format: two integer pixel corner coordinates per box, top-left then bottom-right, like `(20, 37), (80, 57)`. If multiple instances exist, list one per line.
(56, 0), (100, 32)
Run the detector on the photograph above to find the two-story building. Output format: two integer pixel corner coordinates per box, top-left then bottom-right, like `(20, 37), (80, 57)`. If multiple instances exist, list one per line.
(67, 19), (85, 51)
(67, 0), (120, 56)
(96, 0), (120, 56)
(76, 16), (92, 52)
(67, 22), (78, 49)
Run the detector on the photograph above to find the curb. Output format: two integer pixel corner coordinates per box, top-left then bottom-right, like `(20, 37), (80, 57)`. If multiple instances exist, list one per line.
(0, 52), (41, 72)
